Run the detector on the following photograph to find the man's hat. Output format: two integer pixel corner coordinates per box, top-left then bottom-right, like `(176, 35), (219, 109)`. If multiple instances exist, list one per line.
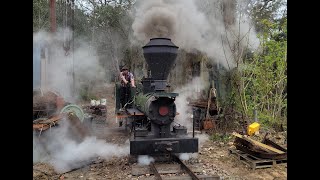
(121, 66), (128, 71)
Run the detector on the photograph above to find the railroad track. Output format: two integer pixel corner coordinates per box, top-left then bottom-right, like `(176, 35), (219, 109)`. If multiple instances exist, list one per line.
(131, 154), (220, 180)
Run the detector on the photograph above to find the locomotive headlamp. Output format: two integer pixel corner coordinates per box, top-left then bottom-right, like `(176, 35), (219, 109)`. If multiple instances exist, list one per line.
(159, 106), (169, 116)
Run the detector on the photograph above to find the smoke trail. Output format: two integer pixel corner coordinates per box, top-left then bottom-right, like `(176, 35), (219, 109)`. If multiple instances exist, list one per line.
(33, 117), (130, 173)
(130, 0), (260, 69)
(33, 28), (107, 103)
(33, 28), (132, 173)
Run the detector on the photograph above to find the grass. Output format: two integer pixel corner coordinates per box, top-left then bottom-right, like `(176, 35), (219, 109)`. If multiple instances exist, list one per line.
(209, 133), (232, 142)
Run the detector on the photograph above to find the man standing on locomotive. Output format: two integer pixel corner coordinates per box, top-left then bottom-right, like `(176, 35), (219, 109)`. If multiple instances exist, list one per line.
(119, 66), (136, 109)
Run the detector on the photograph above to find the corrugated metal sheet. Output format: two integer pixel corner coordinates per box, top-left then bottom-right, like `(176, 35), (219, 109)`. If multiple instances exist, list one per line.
(33, 42), (41, 89)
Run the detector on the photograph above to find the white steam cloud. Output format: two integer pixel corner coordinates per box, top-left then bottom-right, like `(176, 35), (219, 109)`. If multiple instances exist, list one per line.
(131, 0), (260, 69)
(138, 155), (155, 165)
(174, 77), (206, 130)
(175, 134), (209, 161)
(178, 153), (199, 161)
(33, 118), (129, 173)
(33, 28), (106, 102)
(179, 153), (190, 160)
(196, 133), (210, 147)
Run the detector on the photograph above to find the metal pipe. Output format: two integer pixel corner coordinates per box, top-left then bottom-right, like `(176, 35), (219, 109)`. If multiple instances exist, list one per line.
(193, 112), (195, 138)
(133, 112), (136, 139)
(49, 0), (56, 33)
(71, 0), (75, 96)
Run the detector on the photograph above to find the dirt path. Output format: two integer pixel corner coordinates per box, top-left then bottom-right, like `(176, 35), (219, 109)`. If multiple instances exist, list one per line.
(33, 139), (287, 180)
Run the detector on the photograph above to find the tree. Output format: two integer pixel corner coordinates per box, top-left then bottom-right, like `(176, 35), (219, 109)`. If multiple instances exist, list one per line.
(218, 0), (287, 131)
(243, 17), (287, 129)
(33, 0), (50, 32)
(248, 0), (287, 33)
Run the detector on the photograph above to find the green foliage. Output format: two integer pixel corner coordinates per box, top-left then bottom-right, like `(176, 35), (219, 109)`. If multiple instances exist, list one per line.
(248, 0), (287, 33)
(222, 8), (287, 131)
(240, 18), (287, 129)
(33, 0), (50, 32)
(33, 0), (92, 37)
(73, 8), (92, 40)
(79, 84), (97, 101)
(209, 133), (232, 142)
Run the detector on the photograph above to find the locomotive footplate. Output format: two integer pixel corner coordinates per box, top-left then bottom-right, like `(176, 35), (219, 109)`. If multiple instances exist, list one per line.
(126, 108), (144, 116)
(130, 137), (198, 155)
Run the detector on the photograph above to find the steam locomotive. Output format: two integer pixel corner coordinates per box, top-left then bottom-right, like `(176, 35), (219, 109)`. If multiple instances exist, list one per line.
(115, 38), (198, 156)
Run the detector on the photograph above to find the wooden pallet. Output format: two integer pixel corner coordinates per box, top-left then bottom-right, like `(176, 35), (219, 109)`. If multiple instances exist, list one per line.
(229, 148), (287, 170)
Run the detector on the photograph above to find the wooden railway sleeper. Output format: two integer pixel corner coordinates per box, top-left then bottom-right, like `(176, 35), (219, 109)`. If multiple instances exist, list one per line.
(173, 155), (200, 180)
(149, 162), (162, 180)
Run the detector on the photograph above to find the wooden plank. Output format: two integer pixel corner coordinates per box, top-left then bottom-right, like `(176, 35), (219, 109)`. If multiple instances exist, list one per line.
(116, 115), (131, 118)
(149, 163), (162, 180)
(232, 132), (285, 154)
(33, 115), (62, 123)
(186, 164), (202, 173)
(172, 155), (200, 180)
(33, 124), (50, 131)
(132, 164), (202, 176)
(162, 175), (220, 180)
(33, 115), (62, 131)
(132, 164), (179, 176)
(132, 165), (151, 176)
(156, 164), (181, 174)
(137, 174), (220, 180)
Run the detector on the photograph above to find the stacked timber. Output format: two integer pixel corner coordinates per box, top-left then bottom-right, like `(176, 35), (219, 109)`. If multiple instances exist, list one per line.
(232, 132), (287, 160)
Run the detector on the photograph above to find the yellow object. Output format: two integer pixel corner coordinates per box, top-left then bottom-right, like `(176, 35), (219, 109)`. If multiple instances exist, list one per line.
(247, 122), (260, 136)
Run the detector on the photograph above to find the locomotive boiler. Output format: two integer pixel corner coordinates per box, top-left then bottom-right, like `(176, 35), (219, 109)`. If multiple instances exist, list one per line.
(115, 38), (198, 156)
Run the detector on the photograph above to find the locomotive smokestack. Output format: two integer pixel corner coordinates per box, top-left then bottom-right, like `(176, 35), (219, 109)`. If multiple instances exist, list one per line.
(142, 38), (179, 81)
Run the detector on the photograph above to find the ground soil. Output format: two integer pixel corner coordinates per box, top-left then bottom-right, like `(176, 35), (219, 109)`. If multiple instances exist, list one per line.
(33, 84), (287, 180)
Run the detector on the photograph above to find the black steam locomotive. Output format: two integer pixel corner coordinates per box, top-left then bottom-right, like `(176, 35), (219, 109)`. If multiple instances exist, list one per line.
(115, 38), (198, 156)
